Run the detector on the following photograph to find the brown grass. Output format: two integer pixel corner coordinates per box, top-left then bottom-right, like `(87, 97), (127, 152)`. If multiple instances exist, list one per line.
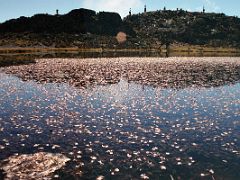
(0, 45), (239, 56)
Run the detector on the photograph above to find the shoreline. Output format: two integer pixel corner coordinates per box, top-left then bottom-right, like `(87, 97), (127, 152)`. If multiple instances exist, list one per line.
(0, 45), (239, 56)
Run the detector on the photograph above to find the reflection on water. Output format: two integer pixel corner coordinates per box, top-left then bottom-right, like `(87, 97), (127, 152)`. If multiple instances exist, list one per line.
(3, 57), (240, 90)
(0, 72), (239, 179)
(0, 51), (163, 60)
(1, 49), (239, 68)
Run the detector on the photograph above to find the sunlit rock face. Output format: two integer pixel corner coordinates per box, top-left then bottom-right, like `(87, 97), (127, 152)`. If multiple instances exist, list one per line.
(0, 152), (70, 179)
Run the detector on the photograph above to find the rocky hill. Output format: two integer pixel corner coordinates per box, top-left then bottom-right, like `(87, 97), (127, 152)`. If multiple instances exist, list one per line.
(125, 9), (240, 48)
(0, 8), (240, 48)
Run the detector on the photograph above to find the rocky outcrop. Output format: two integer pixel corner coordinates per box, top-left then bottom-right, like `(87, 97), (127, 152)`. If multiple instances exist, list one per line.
(124, 10), (240, 47)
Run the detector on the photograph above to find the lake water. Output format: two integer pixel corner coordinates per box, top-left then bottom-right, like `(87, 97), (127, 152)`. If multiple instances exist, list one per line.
(0, 57), (240, 179)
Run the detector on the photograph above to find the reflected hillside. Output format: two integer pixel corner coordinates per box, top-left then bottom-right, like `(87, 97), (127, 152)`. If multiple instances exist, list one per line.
(2, 57), (240, 89)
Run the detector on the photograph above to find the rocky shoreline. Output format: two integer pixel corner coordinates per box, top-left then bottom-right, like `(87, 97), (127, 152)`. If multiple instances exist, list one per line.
(2, 57), (240, 89)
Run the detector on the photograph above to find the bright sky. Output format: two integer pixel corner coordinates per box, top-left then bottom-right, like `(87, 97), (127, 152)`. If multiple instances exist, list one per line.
(0, 0), (239, 23)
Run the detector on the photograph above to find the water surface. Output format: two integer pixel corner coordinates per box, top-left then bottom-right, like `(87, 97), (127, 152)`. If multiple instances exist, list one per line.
(0, 70), (239, 179)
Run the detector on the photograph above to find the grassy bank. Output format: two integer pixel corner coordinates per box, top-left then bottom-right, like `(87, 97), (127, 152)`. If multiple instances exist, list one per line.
(0, 45), (239, 56)
(0, 47), (103, 55)
(0, 45), (239, 67)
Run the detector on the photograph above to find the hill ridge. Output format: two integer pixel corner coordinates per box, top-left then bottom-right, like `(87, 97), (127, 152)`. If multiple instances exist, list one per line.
(0, 8), (239, 48)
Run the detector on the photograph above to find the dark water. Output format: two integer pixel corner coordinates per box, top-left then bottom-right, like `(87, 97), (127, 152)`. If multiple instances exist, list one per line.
(0, 71), (239, 179)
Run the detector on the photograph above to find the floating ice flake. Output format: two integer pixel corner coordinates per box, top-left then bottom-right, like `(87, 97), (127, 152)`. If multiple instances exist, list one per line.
(200, 173), (208, 177)
(114, 168), (120, 172)
(209, 169), (214, 174)
(96, 175), (105, 180)
(91, 156), (97, 160)
(0, 152), (70, 179)
(127, 153), (132, 158)
(160, 165), (167, 170)
(140, 173), (150, 179)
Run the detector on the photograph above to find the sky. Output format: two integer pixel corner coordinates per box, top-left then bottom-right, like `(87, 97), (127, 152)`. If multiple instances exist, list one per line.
(0, 0), (239, 23)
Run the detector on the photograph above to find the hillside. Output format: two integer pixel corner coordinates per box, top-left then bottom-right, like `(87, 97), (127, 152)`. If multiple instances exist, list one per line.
(0, 8), (134, 36)
(125, 9), (240, 48)
(0, 8), (240, 49)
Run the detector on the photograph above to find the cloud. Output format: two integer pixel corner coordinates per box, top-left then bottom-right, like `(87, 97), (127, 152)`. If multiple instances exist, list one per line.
(203, 0), (220, 12)
(82, 0), (144, 17)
